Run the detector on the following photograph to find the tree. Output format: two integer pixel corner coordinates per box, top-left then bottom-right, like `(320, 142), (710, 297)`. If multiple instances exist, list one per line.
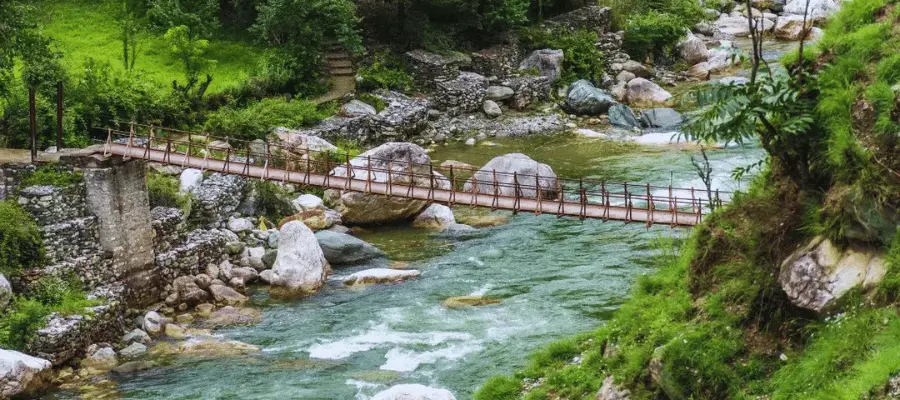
(147, 0), (220, 39)
(120, 2), (141, 71)
(0, 1), (34, 96)
(164, 25), (215, 82)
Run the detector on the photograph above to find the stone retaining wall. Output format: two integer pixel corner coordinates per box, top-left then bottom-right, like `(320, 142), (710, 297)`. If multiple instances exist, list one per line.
(151, 207), (185, 252)
(0, 164), (34, 201)
(17, 185), (87, 227)
(470, 41), (520, 79)
(191, 173), (249, 228)
(435, 72), (488, 116)
(405, 50), (471, 91)
(501, 75), (553, 110)
(155, 229), (233, 282)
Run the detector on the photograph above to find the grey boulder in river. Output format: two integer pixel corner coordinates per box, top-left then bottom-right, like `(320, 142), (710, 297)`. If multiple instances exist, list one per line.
(271, 221), (328, 295)
(314, 230), (386, 265)
(463, 153), (559, 199)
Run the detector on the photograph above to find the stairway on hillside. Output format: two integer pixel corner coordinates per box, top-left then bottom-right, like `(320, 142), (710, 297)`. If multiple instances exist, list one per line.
(314, 45), (357, 104)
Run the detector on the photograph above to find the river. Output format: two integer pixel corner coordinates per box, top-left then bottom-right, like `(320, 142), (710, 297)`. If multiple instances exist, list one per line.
(101, 133), (763, 399)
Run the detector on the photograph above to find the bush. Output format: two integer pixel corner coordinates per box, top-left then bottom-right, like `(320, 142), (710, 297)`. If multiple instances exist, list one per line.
(19, 165), (82, 188)
(254, 180), (296, 222)
(0, 201), (44, 276)
(358, 54), (412, 92)
(204, 97), (332, 141)
(358, 93), (388, 112)
(0, 274), (97, 350)
(519, 27), (606, 85)
(601, 0), (703, 29)
(147, 172), (190, 209)
(622, 11), (687, 62)
(474, 376), (521, 400)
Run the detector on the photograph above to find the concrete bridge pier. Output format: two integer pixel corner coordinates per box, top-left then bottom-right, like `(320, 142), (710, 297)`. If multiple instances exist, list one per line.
(61, 151), (160, 307)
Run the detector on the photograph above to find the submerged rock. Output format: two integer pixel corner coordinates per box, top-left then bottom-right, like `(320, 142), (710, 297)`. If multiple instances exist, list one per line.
(341, 268), (421, 286)
(201, 306), (262, 328)
(0, 349), (52, 398)
(372, 384), (457, 400)
(314, 230), (386, 265)
(442, 296), (501, 308)
(779, 236), (886, 312)
(271, 221), (329, 295)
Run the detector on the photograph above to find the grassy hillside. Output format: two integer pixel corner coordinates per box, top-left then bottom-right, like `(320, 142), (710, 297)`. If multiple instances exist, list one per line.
(40, 0), (263, 93)
(475, 0), (900, 398)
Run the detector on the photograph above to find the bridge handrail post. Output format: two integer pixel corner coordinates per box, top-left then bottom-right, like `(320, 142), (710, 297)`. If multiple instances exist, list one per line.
(242, 143), (251, 177)
(556, 179), (564, 217)
(345, 153), (352, 190)
(365, 156), (372, 194)
(471, 170), (479, 207)
(491, 169), (499, 211)
(579, 179), (586, 221)
(646, 183), (653, 229)
(673, 196), (679, 226)
(143, 125), (154, 160)
(261, 138), (271, 181)
(104, 128), (112, 157)
(512, 172), (520, 215)
(164, 136), (173, 165)
(448, 165), (456, 207)
(223, 147), (231, 173)
(715, 189), (721, 210)
(284, 152), (292, 184)
(428, 164), (435, 201)
(534, 172), (542, 216)
(387, 157), (393, 198)
(123, 123), (135, 161)
(406, 154), (414, 198)
(304, 153), (311, 185)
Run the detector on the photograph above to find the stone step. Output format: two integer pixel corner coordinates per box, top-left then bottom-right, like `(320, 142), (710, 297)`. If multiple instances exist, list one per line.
(327, 59), (353, 68)
(326, 52), (351, 60)
(330, 68), (356, 76)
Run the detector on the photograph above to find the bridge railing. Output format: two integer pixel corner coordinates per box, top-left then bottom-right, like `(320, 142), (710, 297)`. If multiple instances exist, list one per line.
(100, 124), (729, 226)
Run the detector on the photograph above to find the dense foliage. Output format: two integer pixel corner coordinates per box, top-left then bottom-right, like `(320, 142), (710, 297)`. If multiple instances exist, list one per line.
(253, 181), (297, 223)
(621, 11), (689, 62)
(519, 27), (606, 85)
(18, 166), (83, 188)
(357, 54), (413, 92)
(0, 201), (44, 276)
(147, 172), (191, 210)
(0, 274), (98, 350)
(203, 98), (332, 141)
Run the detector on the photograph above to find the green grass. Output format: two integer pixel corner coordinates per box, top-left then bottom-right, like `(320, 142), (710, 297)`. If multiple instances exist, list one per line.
(41, 0), (263, 94)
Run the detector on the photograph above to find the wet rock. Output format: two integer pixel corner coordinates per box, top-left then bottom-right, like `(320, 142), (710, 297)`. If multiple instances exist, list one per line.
(779, 236), (886, 312)
(341, 100), (377, 117)
(165, 324), (187, 339)
(441, 296), (501, 308)
(625, 78), (672, 107)
(258, 269), (277, 284)
(596, 376), (631, 400)
(341, 268), (422, 286)
(608, 104), (640, 130)
(202, 306), (262, 328)
(122, 329), (150, 345)
(519, 49), (565, 83)
(328, 142), (449, 224)
(565, 80), (617, 115)
(412, 204), (456, 230)
(441, 223), (478, 237)
(118, 343), (147, 359)
(83, 346), (118, 372)
(112, 361), (156, 374)
(209, 284), (249, 306)
(483, 100), (502, 118)
(314, 230), (386, 265)
(175, 337), (260, 357)
(576, 129), (608, 138)
(179, 169), (203, 193)
(271, 221), (328, 294)
(173, 276), (209, 306)
(372, 384), (457, 400)
(195, 303), (215, 317)
(0, 349), (52, 398)
(463, 153), (558, 199)
(640, 108), (684, 129)
(176, 314), (194, 324)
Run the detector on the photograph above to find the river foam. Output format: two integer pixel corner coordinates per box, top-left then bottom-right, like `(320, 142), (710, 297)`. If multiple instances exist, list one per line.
(308, 322), (475, 361)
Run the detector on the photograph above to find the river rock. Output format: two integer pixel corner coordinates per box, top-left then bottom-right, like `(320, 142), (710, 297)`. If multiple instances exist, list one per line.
(485, 86), (515, 101)
(227, 217), (253, 233)
(271, 221), (328, 294)
(179, 168), (204, 193)
(679, 35), (709, 65)
(248, 247), (266, 270)
(314, 230), (386, 265)
(372, 384), (457, 400)
(688, 62), (712, 80)
(640, 108), (684, 129)
(83, 346), (118, 372)
(615, 70), (636, 84)
(608, 104), (640, 130)
(174, 336), (260, 357)
(165, 324), (187, 339)
(519, 49), (565, 83)
(714, 15), (751, 37)
(173, 276), (210, 306)
(0, 273), (10, 311)
(440, 160), (475, 171)
(0, 349), (52, 398)
(341, 268), (422, 286)
(412, 204), (456, 230)
(231, 267), (259, 284)
(625, 78), (672, 107)
(275, 128), (339, 155)
(118, 343), (148, 359)
(112, 361), (157, 374)
(779, 236), (886, 312)
(483, 100), (502, 118)
(202, 306), (262, 328)
(292, 194), (325, 213)
(142, 311), (165, 336)
(327, 142), (450, 225)
(341, 100), (377, 117)
(774, 15), (814, 40)
(565, 80), (617, 115)
(707, 48), (741, 72)
(622, 60), (650, 78)
(209, 284), (249, 306)
(783, 0), (841, 21)
(122, 329), (151, 345)
(596, 376), (631, 400)
(463, 153), (558, 199)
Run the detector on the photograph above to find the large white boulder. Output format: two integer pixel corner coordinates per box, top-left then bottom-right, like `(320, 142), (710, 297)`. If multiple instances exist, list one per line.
(274, 128), (339, 156)
(292, 194), (325, 213)
(271, 221), (328, 294)
(412, 204), (456, 230)
(463, 153), (558, 199)
(779, 237), (886, 312)
(679, 35), (709, 65)
(774, 15), (814, 40)
(625, 78), (672, 108)
(784, 0), (842, 21)
(179, 168), (204, 193)
(372, 384), (457, 400)
(0, 349), (51, 398)
(0, 273), (10, 312)
(714, 15), (752, 37)
(327, 142), (450, 225)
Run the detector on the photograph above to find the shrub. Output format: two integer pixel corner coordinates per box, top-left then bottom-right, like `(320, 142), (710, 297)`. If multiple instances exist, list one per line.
(0, 274), (97, 350)
(474, 376), (521, 400)
(519, 28), (606, 85)
(601, 0), (703, 30)
(0, 201), (44, 276)
(358, 54), (412, 92)
(254, 181), (296, 222)
(19, 166), (82, 188)
(147, 172), (190, 209)
(622, 11), (687, 62)
(358, 93), (388, 112)
(204, 97), (332, 141)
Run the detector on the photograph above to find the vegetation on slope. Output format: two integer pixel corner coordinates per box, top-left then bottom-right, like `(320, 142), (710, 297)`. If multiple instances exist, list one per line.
(477, 0), (900, 398)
